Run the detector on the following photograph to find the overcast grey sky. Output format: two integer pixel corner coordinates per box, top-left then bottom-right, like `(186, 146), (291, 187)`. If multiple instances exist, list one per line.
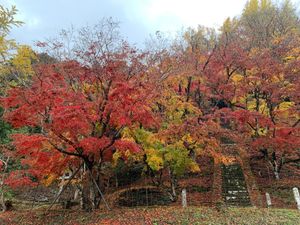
(2, 0), (299, 47)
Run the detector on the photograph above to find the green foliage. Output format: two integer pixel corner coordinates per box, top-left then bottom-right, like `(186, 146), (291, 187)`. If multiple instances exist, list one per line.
(0, 107), (35, 145)
(0, 188), (15, 199)
(122, 127), (200, 177)
(0, 107), (12, 144)
(164, 144), (194, 176)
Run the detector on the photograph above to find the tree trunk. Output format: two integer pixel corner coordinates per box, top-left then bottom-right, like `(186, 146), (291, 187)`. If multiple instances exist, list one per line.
(273, 162), (280, 180)
(0, 157), (9, 212)
(274, 170), (280, 180)
(91, 175), (101, 209)
(81, 172), (93, 212)
(115, 176), (118, 188)
(171, 177), (177, 199)
(0, 191), (6, 212)
(268, 159), (280, 180)
(271, 152), (280, 180)
(168, 168), (177, 202)
(80, 169), (102, 211)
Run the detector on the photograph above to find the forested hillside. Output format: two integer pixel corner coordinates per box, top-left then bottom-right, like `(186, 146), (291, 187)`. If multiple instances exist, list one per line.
(0, 1), (299, 224)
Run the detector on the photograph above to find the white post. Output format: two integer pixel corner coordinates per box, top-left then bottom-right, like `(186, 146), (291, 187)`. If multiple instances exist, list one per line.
(292, 187), (300, 210)
(182, 189), (187, 208)
(265, 192), (272, 208)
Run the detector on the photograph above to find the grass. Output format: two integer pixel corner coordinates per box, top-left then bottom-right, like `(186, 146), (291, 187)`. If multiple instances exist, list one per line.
(0, 206), (300, 224)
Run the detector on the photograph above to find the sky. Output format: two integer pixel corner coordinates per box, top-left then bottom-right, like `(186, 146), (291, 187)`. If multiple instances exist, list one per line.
(2, 0), (299, 47)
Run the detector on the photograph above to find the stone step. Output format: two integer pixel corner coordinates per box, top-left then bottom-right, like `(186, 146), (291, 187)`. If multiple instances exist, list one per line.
(226, 200), (251, 203)
(223, 174), (244, 178)
(223, 183), (246, 186)
(223, 194), (250, 198)
(226, 202), (251, 207)
(222, 174), (245, 177)
(223, 194), (250, 197)
(221, 163), (251, 207)
(223, 185), (248, 189)
(223, 191), (248, 196)
(223, 180), (245, 183)
(224, 197), (250, 202)
(222, 175), (245, 178)
(224, 196), (251, 200)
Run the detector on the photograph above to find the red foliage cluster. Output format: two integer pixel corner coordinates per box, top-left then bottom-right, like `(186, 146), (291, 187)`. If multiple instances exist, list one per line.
(1, 49), (157, 182)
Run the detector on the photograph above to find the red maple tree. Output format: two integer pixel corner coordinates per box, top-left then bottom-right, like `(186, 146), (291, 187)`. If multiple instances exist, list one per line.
(1, 46), (158, 210)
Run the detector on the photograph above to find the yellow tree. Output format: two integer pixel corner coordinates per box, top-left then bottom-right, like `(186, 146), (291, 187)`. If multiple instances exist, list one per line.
(241, 0), (299, 48)
(0, 5), (36, 93)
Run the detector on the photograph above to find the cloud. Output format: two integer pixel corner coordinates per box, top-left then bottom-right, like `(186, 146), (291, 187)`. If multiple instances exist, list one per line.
(134, 0), (247, 30)
(5, 0), (298, 46)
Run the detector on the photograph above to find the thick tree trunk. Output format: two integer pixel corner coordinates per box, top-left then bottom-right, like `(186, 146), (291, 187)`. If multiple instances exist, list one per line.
(81, 172), (93, 211)
(81, 173), (102, 211)
(79, 158), (110, 211)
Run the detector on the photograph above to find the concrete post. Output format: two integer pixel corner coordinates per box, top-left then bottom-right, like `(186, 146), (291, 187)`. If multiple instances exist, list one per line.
(292, 187), (300, 210)
(265, 192), (272, 208)
(182, 189), (187, 208)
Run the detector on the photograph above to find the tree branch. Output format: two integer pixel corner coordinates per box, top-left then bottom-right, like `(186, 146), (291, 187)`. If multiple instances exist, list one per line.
(292, 119), (300, 128)
(48, 140), (83, 158)
(283, 158), (300, 164)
